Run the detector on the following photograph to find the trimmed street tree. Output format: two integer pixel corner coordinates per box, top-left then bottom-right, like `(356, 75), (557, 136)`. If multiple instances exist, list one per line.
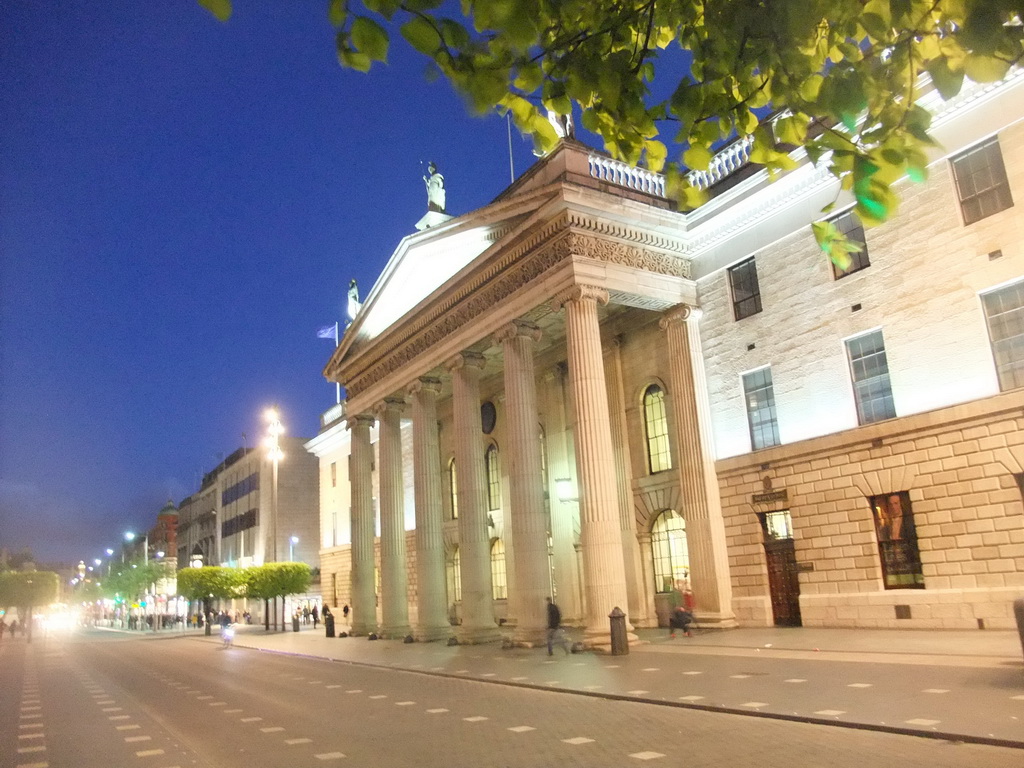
(200, 0), (1023, 263)
(177, 566), (244, 635)
(0, 570), (59, 643)
(243, 562), (313, 632)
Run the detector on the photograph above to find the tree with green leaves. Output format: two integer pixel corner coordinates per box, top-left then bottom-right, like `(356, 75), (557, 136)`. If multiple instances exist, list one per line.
(0, 570), (59, 643)
(177, 566), (244, 633)
(242, 562), (313, 632)
(200, 0), (1022, 264)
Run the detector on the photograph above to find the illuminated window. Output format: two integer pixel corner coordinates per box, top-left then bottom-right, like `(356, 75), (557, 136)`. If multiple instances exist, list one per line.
(846, 330), (896, 425)
(446, 546), (462, 603)
(643, 384), (673, 474)
(728, 257), (762, 320)
(651, 509), (689, 593)
(330, 462), (337, 488)
(952, 136), (1013, 225)
(829, 210), (870, 278)
(490, 539), (507, 600)
(448, 458), (458, 520)
(981, 280), (1024, 391)
(742, 367), (780, 450)
(539, 425), (549, 498)
(485, 445), (501, 511)
(870, 492), (924, 589)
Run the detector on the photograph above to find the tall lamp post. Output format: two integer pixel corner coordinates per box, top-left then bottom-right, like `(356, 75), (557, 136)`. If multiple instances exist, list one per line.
(289, 536), (299, 562)
(265, 407), (285, 630)
(125, 531), (148, 565)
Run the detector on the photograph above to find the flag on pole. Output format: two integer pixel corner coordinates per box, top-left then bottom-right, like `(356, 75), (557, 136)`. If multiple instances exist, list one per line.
(317, 323), (338, 341)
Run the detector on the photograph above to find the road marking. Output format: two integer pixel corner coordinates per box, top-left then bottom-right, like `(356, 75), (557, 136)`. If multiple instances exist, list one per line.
(223, 709), (242, 713)
(642, 668), (660, 672)
(603, 665), (619, 669)
(463, 716), (488, 722)
(368, 695), (387, 700)
(19, 733), (45, 739)
(208, 702), (226, 707)
(345, 690), (363, 694)
(847, 683), (873, 688)
(20, 706), (42, 711)
(679, 696), (704, 701)
(19, 723), (43, 729)
(784, 679), (806, 683)
(454, 670), (469, 674)
(314, 752), (345, 760)
(395, 701), (415, 706)
(116, 725), (141, 731)
(508, 726), (535, 733)
(480, 673), (496, 677)
(905, 719), (941, 726)
(426, 708), (449, 714)
(584, 685), (602, 690)
(1011, 695), (1024, 701)
(196, 695), (213, 700)
(124, 736), (152, 743)
(285, 738), (312, 745)
(17, 747), (46, 754)
(814, 710), (846, 716)
(102, 707), (123, 712)
(742, 702), (769, 708)
(544, 681), (561, 686)
(241, 717), (262, 722)
(562, 737), (594, 745)
(326, 685), (341, 689)
(510, 676), (529, 681)
(923, 689), (949, 694)
(629, 752), (665, 760)
(109, 715), (131, 721)
(95, 700), (115, 705)
(682, 671), (702, 676)
(14, 761), (49, 768)
(20, 714), (42, 719)
(134, 749), (164, 757)
(627, 690), (648, 695)
(729, 674), (751, 679)
(260, 727), (284, 733)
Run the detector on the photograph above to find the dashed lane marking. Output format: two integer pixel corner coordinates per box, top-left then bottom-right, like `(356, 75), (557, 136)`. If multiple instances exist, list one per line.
(240, 717), (262, 722)
(742, 702), (769, 708)
(905, 719), (941, 726)
(116, 725), (141, 731)
(682, 671), (702, 676)
(124, 736), (152, 743)
(19, 723), (43, 729)
(368, 695), (387, 700)
(463, 716), (488, 722)
(285, 738), (313, 745)
(784, 679), (806, 683)
(109, 715), (131, 721)
(395, 701), (415, 706)
(102, 707), (123, 712)
(17, 747), (47, 754)
(629, 752), (665, 760)
(15, 762), (49, 768)
(480, 673), (496, 677)
(626, 690), (649, 695)
(510, 676), (529, 681)
(562, 737), (594, 745)
(729, 675), (751, 679)
(815, 710), (846, 716)
(345, 690), (362, 694)
(196, 696), (213, 700)
(426, 709), (449, 714)
(223, 709), (242, 713)
(260, 727), (285, 733)
(642, 668), (659, 672)
(326, 685), (341, 689)
(923, 689), (949, 694)
(679, 696), (704, 702)
(847, 683), (873, 688)
(135, 749), (165, 757)
(314, 752), (345, 760)
(18, 733), (45, 740)
(508, 726), (535, 733)
(208, 702), (227, 707)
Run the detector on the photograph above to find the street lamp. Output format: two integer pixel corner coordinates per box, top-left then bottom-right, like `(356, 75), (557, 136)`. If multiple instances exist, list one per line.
(289, 535), (299, 562)
(264, 407), (285, 563)
(124, 531), (148, 565)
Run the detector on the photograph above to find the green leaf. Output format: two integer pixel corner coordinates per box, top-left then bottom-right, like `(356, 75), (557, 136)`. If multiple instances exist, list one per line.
(400, 16), (442, 56)
(328, 0), (346, 27)
(683, 143), (712, 171)
(351, 16), (389, 62)
(644, 140), (668, 172)
(199, 0), (232, 22)
(926, 57), (965, 100)
(963, 53), (1011, 84)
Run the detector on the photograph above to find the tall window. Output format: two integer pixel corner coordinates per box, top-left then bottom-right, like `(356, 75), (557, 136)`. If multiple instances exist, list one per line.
(539, 425), (549, 498)
(643, 384), (673, 473)
(951, 136), (1013, 225)
(446, 547), (462, 603)
(485, 445), (501, 511)
(490, 539), (507, 600)
(448, 458), (458, 519)
(728, 257), (762, 320)
(870, 492), (924, 589)
(846, 330), (896, 425)
(651, 509), (689, 593)
(742, 367), (780, 450)
(981, 280), (1024, 391)
(330, 462), (337, 488)
(829, 210), (870, 278)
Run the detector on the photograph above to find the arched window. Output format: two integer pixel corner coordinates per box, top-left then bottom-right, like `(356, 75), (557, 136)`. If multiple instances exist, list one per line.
(539, 425), (549, 497)
(446, 546), (462, 603)
(643, 384), (673, 473)
(651, 509), (689, 593)
(448, 458), (458, 519)
(485, 445), (501, 511)
(490, 539), (507, 599)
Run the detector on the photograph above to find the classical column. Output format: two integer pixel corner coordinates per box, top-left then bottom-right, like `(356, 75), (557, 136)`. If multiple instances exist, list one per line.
(447, 351), (501, 643)
(408, 377), (451, 641)
(604, 337), (651, 626)
(375, 396), (411, 638)
(552, 285), (635, 646)
(495, 320), (548, 646)
(349, 413), (377, 636)
(660, 305), (736, 627)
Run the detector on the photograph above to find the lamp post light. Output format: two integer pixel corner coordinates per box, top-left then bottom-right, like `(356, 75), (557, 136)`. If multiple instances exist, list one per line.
(265, 406), (285, 630)
(124, 531), (148, 565)
(289, 535), (299, 562)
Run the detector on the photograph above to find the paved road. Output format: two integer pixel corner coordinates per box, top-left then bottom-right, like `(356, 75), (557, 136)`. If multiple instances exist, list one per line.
(2, 630), (1023, 768)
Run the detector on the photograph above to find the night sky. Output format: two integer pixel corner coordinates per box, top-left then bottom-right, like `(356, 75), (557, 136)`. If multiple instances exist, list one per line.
(0, 2), (545, 563)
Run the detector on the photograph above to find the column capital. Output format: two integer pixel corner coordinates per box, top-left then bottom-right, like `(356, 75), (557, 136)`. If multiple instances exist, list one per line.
(351, 413), (376, 429)
(493, 319), (542, 346)
(550, 284), (609, 313)
(408, 376), (442, 398)
(445, 350), (486, 374)
(373, 396), (406, 419)
(659, 303), (703, 330)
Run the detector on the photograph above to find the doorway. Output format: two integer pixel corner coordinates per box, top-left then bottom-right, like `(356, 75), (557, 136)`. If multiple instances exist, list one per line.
(760, 510), (802, 627)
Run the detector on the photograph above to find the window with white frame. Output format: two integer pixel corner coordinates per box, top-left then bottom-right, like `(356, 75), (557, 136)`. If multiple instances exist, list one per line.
(981, 280), (1024, 392)
(490, 539), (507, 600)
(485, 445), (501, 511)
(651, 509), (689, 593)
(448, 458), (458, 519)
(643, 384), (673, 474)
(728, 257), (762, 320)
(829, 210), (870, 278)
(951, 136), (1013, 225)
(742, 367), (780, 450)
(846, 330), (896, 425)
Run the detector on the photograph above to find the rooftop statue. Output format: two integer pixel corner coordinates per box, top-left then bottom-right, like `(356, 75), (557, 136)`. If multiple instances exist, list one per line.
(347, 278), (361, 322)
(424, 161), (446, 213)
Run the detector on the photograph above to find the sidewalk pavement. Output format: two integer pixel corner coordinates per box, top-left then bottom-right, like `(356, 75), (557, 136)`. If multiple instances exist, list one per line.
(200, 622), (1024, 749)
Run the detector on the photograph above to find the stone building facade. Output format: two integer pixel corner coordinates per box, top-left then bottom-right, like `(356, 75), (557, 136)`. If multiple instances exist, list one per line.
(313, 71), (1024, 642)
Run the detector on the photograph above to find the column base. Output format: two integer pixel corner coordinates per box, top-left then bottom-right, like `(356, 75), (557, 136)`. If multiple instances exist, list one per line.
(457, 625), (504, 645)
(582, 626), (640, 652)
(349, 623), (375, 637)
(693, 611), (738, 630)
(380, 624), (412, 640)
(414, 624), (455, 643)
(510, 627), (547, 648)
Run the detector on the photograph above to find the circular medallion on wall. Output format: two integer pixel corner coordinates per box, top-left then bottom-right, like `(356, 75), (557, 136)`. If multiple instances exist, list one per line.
(481, 400), (497, 434)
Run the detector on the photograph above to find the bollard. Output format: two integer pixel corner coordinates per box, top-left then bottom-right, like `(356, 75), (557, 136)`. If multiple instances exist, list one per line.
(292, 616), (300, 632)
(325, 615), (335, 638)
(1014, 598), (1024, 660)
(609, 606), (628, 656)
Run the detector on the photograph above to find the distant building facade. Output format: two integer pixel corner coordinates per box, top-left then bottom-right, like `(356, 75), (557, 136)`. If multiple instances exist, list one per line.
(312, 71), (1024, 642)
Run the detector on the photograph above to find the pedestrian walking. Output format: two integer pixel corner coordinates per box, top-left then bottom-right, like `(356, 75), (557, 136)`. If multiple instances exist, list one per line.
(342, 604), (350, 621)
(311, 605), (319, 628)
(545, 597), (570, 656)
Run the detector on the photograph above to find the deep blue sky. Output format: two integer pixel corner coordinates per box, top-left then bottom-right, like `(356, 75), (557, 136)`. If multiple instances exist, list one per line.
(0, 2), (544, 563)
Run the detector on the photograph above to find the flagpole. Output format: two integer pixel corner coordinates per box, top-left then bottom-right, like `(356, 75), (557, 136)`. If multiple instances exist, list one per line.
(334, 322), (341, 404)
